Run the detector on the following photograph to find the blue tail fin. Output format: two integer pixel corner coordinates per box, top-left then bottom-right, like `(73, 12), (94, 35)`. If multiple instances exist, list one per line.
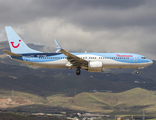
(5, 26), (42, 54)
(54, 39), (61, 53)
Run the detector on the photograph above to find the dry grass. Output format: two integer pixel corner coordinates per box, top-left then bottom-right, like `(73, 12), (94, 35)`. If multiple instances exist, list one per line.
(0, 88), (156, 115)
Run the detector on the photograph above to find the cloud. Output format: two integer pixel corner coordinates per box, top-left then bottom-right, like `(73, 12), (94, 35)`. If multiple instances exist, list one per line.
(15, 18), (153, 59)
(0, 0), (156, 59)
(0, 0), (154, 29)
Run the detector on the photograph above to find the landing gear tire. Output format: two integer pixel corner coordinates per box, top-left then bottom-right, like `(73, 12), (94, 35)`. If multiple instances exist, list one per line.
(136, 70), (139, 74)
(76, 69), (81, 75)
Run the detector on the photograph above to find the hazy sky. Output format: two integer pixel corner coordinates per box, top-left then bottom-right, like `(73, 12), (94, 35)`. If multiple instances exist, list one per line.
(0, 0), (156, 59)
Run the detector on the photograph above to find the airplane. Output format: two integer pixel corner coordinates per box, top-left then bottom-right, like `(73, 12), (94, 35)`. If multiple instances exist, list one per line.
(4, 26), (153, 75)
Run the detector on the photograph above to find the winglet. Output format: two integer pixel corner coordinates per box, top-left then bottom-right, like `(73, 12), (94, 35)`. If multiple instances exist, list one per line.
(54, 39), (61, 53)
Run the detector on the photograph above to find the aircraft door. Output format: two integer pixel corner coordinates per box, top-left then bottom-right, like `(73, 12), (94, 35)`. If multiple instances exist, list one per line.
(29, 55), (34, 62)
(86, 56), (90, 62)
(134, 56), (137, 62)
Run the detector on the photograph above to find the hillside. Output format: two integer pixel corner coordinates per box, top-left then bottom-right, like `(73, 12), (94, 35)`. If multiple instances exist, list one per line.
(1, 88), (156, 115)
(85, 88), (156, 114)
(69, 88), (156, 114)
(0, 62), (155, 97)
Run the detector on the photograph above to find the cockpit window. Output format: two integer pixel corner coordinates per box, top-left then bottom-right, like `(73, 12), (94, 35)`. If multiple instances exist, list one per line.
(141, 57), (146, 59)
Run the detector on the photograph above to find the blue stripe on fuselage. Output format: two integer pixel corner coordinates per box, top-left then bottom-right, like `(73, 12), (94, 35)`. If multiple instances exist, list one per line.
(20, 53), (62, 57)
(11, 52), (149, 64)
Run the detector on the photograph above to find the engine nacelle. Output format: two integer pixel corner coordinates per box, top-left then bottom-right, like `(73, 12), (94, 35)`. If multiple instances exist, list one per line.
(88, 61), (103, 72)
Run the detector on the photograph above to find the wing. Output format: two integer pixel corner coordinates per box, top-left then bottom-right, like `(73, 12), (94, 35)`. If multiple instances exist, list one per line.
(60, 49), (88, 67)
(54, 40), (88, 67)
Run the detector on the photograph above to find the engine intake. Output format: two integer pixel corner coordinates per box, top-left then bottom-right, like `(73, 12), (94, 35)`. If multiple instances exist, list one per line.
(88, 61), (103, 72)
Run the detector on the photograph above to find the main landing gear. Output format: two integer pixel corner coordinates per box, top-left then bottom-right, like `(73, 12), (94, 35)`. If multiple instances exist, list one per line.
(76, 68), (81, 75)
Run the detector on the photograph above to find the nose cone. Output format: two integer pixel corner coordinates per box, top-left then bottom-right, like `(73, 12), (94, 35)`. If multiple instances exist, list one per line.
(147, 59), (153, 65)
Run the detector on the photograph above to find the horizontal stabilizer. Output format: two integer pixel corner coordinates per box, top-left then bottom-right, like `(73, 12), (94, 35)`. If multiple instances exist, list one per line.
(3, 50), (22, 57)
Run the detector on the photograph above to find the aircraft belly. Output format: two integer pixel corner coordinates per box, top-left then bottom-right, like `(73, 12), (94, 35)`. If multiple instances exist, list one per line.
(12, 58), (67, 68)
(102, 60), (149, 68)
(12, 58), (151, 69)
(34, 60), (67, 68)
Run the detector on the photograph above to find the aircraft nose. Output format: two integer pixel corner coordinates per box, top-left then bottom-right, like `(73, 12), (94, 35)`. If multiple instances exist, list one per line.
(148, 59), (153, 65)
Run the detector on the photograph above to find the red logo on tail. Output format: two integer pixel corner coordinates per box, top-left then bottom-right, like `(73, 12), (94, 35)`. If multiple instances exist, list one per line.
(10, 40), (21, 48)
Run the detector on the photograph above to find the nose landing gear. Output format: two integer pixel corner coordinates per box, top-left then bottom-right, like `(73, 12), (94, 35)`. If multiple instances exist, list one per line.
(136, 69), (139, 74)
(76, 68), (81, 75)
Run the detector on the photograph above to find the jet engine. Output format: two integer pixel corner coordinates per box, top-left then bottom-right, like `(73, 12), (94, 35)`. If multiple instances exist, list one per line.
(88, 61), (103, 72)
